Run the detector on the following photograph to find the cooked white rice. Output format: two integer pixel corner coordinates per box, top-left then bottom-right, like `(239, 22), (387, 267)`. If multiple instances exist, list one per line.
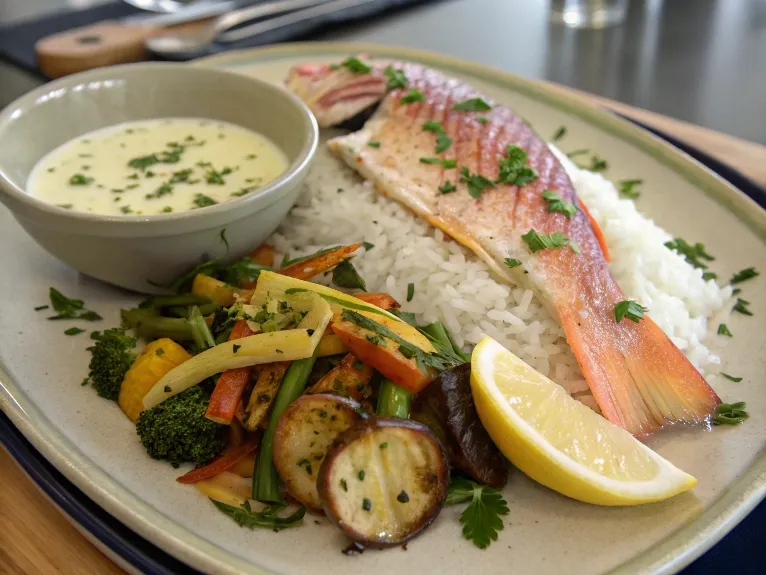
(268, 140), (732, 405)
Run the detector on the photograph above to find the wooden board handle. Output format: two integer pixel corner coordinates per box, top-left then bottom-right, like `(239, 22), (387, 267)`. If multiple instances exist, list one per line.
(35, 19), (212, 79)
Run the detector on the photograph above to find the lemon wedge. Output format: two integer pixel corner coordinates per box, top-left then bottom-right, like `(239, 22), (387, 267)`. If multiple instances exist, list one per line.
(470, 336), (696, 505)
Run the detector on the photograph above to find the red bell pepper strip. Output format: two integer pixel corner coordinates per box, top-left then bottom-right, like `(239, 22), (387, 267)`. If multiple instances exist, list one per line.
(176, 437), (260, 484)
(205, 320), (256, 424)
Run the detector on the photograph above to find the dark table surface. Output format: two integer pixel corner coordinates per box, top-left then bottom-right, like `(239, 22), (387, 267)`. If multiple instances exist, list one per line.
(1, 0), (766, 146)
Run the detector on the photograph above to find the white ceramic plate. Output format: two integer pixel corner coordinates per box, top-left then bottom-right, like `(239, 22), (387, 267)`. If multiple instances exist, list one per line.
(1, 43), (765, 575)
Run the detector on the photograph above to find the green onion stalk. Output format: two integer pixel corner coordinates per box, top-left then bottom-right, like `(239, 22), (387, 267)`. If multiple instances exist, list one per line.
(253, 356), (317, 503)
(376, 379), (412, 418)
(121, 308), (194, 341)
(188, 305), (216, 350)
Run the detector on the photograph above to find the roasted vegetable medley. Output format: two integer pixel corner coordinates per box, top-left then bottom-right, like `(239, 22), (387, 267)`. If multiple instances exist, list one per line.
(80, 242), (510, 550)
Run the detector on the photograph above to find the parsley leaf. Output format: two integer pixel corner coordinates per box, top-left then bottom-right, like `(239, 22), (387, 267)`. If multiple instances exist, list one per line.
(47, 288), (102, 321)
(400, 89), (424, 104)
(618, 179), (642, 199)
(720, 373), (743, 382)
(664, 238), (714, 270)
(541, 190), (578, 218)
(384, 66), (408, 89)
(496, 145), (538, 186)
(445, 477), (509, 549)
(702, 272), (717, 281)
(552, 126), (567, 141)
(477, 116), (489, 125)
(586, 156), (608, 172)
(614, 300), (648, 323)
(420, 157), (457, 169)
(367, 141), (381, 148)
(730, 267), (759, 285)
(68, 173), (93, 186)
(332, 260), (367, 291)
(504, 258), (522, 268)
(407, 283), (415, 302)
(362, 241), (374, 251)
(435, 133), (453, 154)
(521, 229), (576, 253)
(732, 298), (752, 316)
(452, 98), (492, 112)
(717, 323), (732, 337)
(211, 499), (305, 530)
(64, 327), (86, 336)
(713, 401), (748, 425)
(439, 180), (457, 194)
(422, 121), (443, 133)
(192, 194), (217, 209)
(460, 166), (495, 199)
(340, 57), (371, 74)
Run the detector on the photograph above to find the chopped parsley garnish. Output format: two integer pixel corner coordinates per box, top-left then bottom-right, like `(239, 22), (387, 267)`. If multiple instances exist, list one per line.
(521, 229), (576, 253)
(713, 401), (748, 425)
(384, 66), (408, 89)
(730, 267), (759, 285)
(702, 272), (717, 281)
(664, 238), (714, 270)
(156, 348), (165, 356)
(231, 187), (256, 197)
(332, 260), (367, 291)
(168, 168), (193, 184)
(477, 116), (489, 125)
(205, 166), (233, 185)
(68, 173), (93, 186)
(552, 126), (567, 141)
(445, 477), (509, 550)
(367, 141), (381, 148)
(119, 205), (133, 214)
(362, 241), (374, 251)
(566, 149), (589, 158)
(717, 323), (732, 337)
(362, 498), (372, 511)
(56, 203), (73, 210)
(732, 298), (752, 316)
(358, 470), (366, 480)
(46, 287), (102, 321)
(64, 327), (86, 336)
(192, 194), (217, 209)
(460, 166), (494, 199)
(163, 385), (172, 392)
(380, 442), (389, 449)
(161, 206), (173, 213)
(541, 190), (578, 218)
(586, 156), (608, 172)
(439, 180), (457, 194)
(34, 305), (49, 311)
(435, 133), (453, 154)
(340, 56), (372, 74)
(720, 373), (743, 382)
(145, 183), (173, 200)
(618, 179), (643, 199)
(496, 145), (538, 186)
(452, 98), (492, 112)
(614, 300), (648, 323)
(397, 490), (409, 503)
(232, 344), (241, 354)
(422, 121), (442, 133)
(504, 258), (522, 268)
(407, 283), (415, 302)
(400, 89), (425, 104)
(420, 157), (457, 169)
(340, 479), (348, 491)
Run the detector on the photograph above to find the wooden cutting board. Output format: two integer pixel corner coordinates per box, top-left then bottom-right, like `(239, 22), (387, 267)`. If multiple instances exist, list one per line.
(0, 88), (764, 575)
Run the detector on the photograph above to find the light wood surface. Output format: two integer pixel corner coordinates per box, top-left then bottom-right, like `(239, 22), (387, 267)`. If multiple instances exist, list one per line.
(1, 86), (764, 575)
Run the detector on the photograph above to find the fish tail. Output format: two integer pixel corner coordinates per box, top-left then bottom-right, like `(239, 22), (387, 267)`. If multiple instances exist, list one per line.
(560, 308), (720, 437)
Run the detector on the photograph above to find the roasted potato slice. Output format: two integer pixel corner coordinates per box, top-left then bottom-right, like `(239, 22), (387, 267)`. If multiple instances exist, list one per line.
(412, 363), (508, 488)
(273, 393), (365, 510)
(317, 418), (449, 548)
(244, 362), (290, 431)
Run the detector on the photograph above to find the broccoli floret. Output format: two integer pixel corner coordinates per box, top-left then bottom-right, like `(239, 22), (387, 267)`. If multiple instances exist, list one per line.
(86, 327), (137, 400)
(136, 387), (226, 468)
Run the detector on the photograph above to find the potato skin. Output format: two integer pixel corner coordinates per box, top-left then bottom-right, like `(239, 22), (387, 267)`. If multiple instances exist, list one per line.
(273, 393), (365, 510)
(317, 417), (449, 548)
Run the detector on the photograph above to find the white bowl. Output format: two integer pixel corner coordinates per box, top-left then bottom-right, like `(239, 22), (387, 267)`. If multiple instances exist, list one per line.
(0, 62), (318, 293)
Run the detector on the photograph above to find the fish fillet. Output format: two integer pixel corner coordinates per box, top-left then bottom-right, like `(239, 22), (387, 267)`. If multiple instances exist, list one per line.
(285, 59), (720, 437)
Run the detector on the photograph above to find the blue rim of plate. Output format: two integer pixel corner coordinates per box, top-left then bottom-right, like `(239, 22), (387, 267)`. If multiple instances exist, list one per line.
(1, 117), (763, 575)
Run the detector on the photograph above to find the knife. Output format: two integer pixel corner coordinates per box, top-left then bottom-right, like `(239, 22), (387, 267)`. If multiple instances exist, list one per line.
(35, 0), (248, 78)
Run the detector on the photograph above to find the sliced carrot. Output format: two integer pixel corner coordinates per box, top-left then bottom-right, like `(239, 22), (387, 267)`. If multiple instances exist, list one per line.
(176, 437), (260, 484)
(249, 244), (275, 267)
(278, 243), (362, 280)
(331, 316), (433, 393)
(579, 200), (610, 262)
(353, 292), (400, 310)
(308, 353), (373, 400)
(205, 320), (256, 425)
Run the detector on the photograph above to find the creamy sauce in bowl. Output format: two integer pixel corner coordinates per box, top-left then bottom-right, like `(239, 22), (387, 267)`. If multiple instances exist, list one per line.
(27, 118), (289, 216)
